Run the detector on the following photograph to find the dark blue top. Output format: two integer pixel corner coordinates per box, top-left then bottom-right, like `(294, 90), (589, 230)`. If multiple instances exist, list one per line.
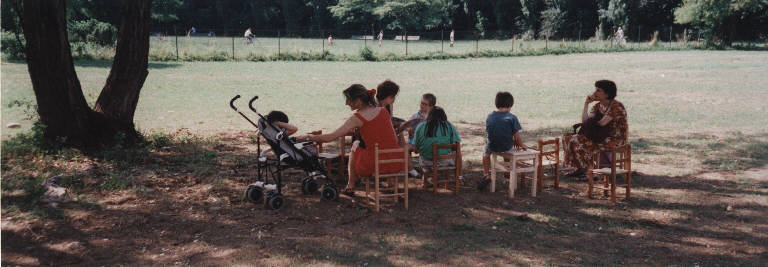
(485, 111), (522, 153)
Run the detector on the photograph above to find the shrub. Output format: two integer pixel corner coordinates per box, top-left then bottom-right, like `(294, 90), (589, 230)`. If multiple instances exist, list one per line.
(359, 46), (376, 61)
(68, 19), (118, 46)
(1, 30), (25, 59)
(1, 121), (65, 156)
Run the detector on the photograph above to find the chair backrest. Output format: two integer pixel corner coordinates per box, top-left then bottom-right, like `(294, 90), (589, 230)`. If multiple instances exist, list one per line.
(374, 143), (409, 174)
(537, 138), (560, 162)
(339, 132), (354, 158)
(431, 142), (461, 162)
(598, 144), (631, 171)
(309, 130), (323, 153)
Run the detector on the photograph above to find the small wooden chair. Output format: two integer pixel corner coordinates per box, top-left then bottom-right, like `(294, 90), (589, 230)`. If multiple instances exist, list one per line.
(427, 142), (462, 195)
(587, 144), (632, 203)
(536, 138), (560, 193)
(362, 143), (409, 212)
(489, 149), (540, 198)
(310, 130), (339, 175)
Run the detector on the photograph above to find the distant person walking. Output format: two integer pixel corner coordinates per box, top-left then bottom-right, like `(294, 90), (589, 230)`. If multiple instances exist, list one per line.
(244, 28), (255, 44)
(614, 26), (626, 46)
(449, 29), (455, 47)
(377, 30), (384, 46)
(328, 34), (335, 46)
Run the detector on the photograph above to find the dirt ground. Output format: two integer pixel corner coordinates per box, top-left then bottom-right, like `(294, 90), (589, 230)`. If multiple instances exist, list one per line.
(2, 131), (767, 266)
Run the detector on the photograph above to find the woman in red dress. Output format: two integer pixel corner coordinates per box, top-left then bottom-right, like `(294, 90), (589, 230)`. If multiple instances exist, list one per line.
(297, 84), (403, 195)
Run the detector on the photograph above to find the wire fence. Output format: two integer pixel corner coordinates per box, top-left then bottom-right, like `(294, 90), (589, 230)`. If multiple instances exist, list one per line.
(144, 26), (755, 61)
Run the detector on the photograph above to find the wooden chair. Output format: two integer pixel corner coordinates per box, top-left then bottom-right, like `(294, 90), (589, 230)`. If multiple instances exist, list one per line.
(587, 144), (632, 204)
(362, 143), (409, 212)
(427, 142), (462, 195)
(310, 130), (334, 171)
(536, 138), (560, 193)
(489, 149), (540, 198)
(315, 131), (353, 180)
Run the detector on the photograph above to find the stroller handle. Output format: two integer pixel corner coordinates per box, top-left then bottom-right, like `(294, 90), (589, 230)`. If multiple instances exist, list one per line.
(248, 95), (259, 113)
(230, 95), (241, 111)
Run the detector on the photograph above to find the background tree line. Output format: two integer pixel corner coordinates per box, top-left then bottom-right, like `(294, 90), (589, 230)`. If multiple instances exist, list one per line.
(3, 0), (767, 47)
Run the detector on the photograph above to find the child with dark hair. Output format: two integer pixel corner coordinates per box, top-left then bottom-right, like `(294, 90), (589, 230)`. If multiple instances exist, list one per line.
(376, 79), (400, 115)
(410, 106), (461, 186)
(265, 110), (298, 136)
(477, 92), (529, 190)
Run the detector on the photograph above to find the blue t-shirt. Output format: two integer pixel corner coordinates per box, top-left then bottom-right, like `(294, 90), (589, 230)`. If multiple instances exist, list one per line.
(486, 111), (522, 152)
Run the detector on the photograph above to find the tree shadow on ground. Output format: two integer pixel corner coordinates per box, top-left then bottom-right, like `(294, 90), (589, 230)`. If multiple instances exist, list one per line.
(2, 132), (767, 265)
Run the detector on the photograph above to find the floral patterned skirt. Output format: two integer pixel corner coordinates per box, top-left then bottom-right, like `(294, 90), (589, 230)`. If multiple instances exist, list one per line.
(563, 133), (624, 169)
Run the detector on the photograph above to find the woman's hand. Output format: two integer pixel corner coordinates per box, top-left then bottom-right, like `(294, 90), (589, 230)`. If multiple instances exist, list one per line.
(585, 95), (596, 105)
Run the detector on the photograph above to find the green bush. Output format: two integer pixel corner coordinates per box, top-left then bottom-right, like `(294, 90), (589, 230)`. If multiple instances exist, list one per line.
(68, 19), (118, 46)
(1, 121), (65, 156)
(1, 30), (25, 59)
(359, 46), (376, 61)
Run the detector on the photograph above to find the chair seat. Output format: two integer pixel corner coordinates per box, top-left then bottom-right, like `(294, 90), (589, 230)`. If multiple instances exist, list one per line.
(592, 168), (629, 175)
(318, 152), (339, 159)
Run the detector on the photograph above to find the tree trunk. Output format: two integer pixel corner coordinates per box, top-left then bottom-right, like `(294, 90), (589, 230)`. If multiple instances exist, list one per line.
(21, 0), (99, 147)
(93, 0), (152, 139)
(21, 0), (152, 150)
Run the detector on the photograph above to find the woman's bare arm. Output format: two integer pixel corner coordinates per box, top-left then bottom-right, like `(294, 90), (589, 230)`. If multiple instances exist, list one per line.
(296, 116), (362, 143)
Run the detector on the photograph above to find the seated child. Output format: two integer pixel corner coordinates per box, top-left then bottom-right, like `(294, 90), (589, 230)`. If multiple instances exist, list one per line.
(405, 93), (437, 144)
(266, 110), (298, 136)
(477, 92), (529, 190)
(410, 106), (461, 186)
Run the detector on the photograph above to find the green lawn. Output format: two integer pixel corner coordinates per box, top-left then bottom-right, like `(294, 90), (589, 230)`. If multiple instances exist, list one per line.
(3, 50), (768, 175)
(4, 50), (767, 135)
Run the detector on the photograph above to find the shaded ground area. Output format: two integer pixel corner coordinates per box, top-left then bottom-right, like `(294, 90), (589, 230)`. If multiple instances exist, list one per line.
(2, 131), (767, 266)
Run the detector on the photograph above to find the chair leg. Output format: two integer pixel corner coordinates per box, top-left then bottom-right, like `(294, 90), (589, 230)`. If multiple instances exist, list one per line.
(536, 165), (543, 193)
(625, 172), (631, 200)
(490, 154), (497, 192)
(375, 176), (380, 212)
(610, 173), (617, 204)
(603, 174), (610, 197)
(554, 164), (560, 189)
(587, 169), (593, 199)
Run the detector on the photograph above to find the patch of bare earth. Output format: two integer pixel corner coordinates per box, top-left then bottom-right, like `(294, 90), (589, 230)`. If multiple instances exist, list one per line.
(2, 131), (767, 266)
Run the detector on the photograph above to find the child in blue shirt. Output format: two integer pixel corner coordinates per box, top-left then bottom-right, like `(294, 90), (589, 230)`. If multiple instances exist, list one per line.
(477, 92), (529, 190)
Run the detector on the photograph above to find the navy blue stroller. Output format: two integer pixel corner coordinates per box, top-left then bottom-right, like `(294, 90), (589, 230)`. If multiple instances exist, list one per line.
(230, 95), (338, 211)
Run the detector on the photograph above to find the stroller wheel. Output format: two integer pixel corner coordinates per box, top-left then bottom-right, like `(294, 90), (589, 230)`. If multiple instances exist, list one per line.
(301, 177), (319, 195)
(266, 193), (285, 211)
(244, 185), (264, 204)
(321, 184), (338, 201)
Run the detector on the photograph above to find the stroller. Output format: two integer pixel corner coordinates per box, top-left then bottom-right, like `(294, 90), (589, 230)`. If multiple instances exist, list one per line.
(229, 95), (339, 210)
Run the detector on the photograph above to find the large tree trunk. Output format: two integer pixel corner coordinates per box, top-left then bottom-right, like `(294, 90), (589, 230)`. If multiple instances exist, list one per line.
(93, 0), (152, 139)
(21, 0), (152, 150)
(21, 0), (99, 147)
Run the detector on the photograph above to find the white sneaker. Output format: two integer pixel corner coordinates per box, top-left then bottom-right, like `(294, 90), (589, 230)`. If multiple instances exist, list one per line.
(409, 169), (420, 178)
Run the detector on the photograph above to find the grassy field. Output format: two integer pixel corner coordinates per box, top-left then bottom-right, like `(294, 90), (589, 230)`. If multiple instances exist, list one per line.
(2, 51), (768, 265)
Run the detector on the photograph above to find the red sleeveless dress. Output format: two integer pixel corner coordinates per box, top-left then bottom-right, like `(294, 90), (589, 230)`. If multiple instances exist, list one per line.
(353, 107), (404, 176)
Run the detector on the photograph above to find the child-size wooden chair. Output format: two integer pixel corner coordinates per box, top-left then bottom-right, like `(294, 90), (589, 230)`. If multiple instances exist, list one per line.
(536, 138), (560, 193)
(361, 143), (409, 212)
(427, 142), (462, 195)
(587, 144), (632, 203)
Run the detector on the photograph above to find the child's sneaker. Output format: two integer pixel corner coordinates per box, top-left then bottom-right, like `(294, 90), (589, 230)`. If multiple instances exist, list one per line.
(409, 169), (421, 178)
